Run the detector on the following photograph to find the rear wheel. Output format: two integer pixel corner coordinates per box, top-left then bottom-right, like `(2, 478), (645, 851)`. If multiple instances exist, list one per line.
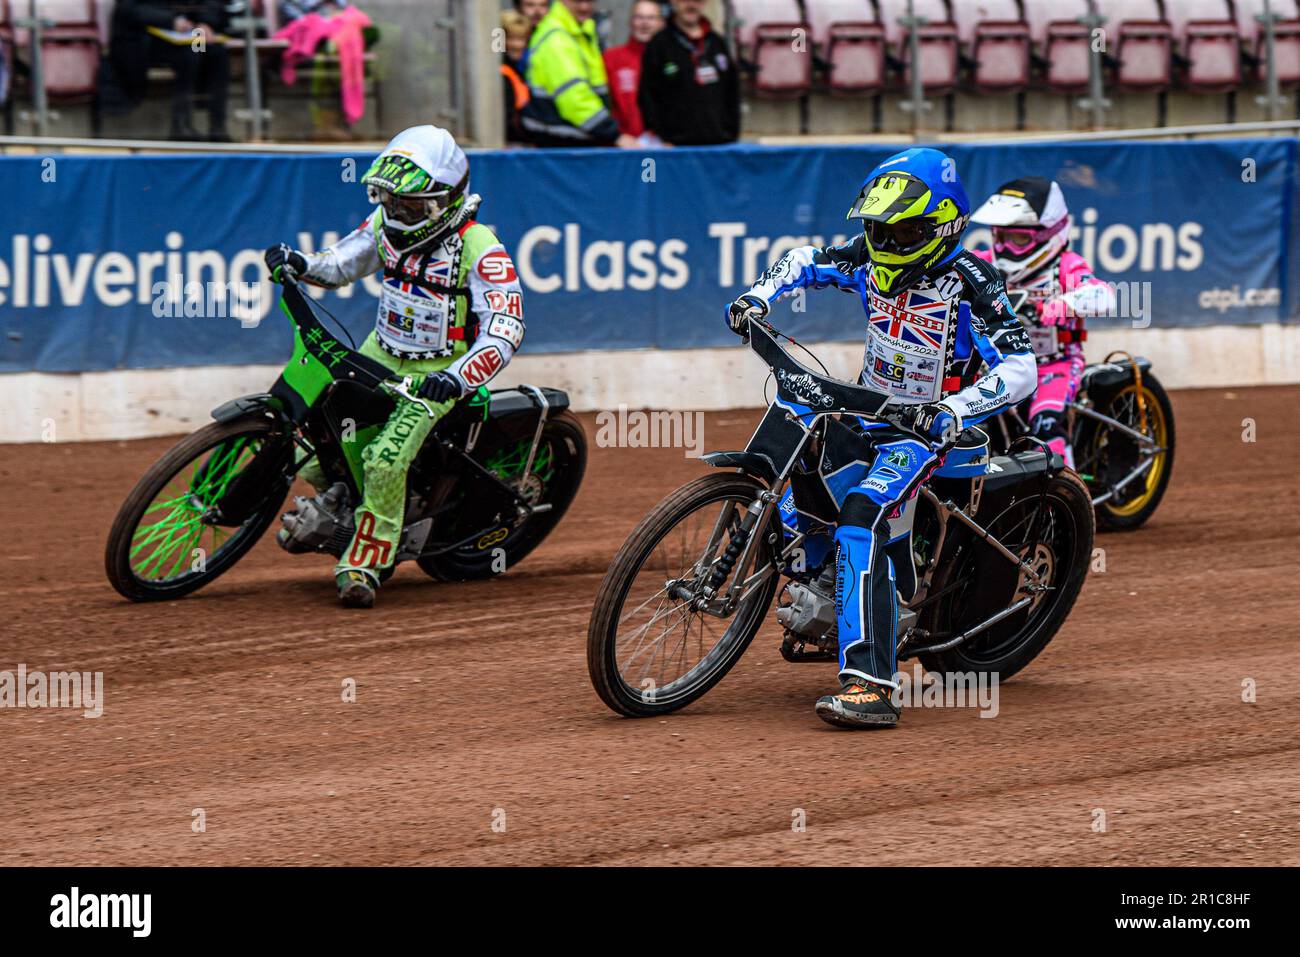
(418, 411), (587, 581)
(918, 469), (1094, 681)
(587, 473), (781, 717)
(105, 415), (290, 602)
(1077, 376), (1175, 531)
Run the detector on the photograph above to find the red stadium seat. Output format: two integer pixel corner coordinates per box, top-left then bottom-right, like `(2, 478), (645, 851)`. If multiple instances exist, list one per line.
(805, 0), (886, 94)
(972, 20), (1033, 92)
(1237, 0), (1300, 87)
(1044, 20), (1093, 92)
(1097, 1), (1172, 92)
(878, 0), (960, 94)
(732, 0), (812, 98)
(952, 1), (1031, 92)
(1169, 0), (1241, 93)
(6, 0), (101, 97)
(1113, 19), (1173, 91)
(1023, 0), (1092, 93)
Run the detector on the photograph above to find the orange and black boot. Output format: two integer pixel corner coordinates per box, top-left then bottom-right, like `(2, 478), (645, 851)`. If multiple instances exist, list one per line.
(815, 677), (900, 728)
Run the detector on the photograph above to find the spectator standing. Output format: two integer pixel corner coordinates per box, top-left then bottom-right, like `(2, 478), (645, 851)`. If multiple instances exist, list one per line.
(638, 0), (739, 146)
(521, 0), (635, 148)
(514, 0), (550, 31)
(603, 0), (664, 140)
(500, 10), (532, 144)
(108, 0), (232, 141)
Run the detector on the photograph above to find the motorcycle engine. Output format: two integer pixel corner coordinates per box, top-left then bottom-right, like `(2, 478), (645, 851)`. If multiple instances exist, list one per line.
(776, 565), (839, 661)
(277, 482), (356, 556)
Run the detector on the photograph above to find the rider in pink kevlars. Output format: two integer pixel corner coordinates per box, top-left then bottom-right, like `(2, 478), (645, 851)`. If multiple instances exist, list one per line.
(970, 177), (1115, 469)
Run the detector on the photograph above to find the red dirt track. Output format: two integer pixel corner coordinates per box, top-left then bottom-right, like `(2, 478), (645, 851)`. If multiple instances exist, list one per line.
(2, 386), (1298, 866)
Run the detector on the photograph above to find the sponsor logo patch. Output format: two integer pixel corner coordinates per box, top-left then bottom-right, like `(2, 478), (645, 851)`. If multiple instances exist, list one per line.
(460, 345), (505, 387)
(486, 313), (525, 349)
(484, 289), (523, 318)
(477, 250), (518, 284)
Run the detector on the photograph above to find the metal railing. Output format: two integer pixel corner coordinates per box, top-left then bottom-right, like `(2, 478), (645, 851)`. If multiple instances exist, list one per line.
(4, 118), (1297, 156)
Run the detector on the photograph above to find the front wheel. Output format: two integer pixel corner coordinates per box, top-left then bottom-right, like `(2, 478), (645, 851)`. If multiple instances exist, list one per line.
(918, 468), (1095, 680)
(104, 415), (291, 602)
(587, 473), (782, 717)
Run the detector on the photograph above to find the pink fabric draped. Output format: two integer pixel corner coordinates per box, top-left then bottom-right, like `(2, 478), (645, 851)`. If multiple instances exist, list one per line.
(274, 7), (373, 125)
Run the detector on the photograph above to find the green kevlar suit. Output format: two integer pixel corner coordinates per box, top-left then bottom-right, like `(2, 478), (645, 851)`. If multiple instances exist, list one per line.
(297, 338), (455, 574)
(298, 202), (526, 582)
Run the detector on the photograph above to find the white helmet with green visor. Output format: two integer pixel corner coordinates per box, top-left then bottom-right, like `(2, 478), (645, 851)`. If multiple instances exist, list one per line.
(362, 125), (471, 254)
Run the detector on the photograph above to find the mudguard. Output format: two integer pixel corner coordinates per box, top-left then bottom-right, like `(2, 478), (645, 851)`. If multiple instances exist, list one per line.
(486, 386), (571, 419)
(211, 393), (284, 423)
(1081, 356), (1152, 395)
(701, 450), (778, 483)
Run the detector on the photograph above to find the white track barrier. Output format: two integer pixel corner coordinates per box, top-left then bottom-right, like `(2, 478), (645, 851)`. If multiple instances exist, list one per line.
(4, 323), (1299, 443)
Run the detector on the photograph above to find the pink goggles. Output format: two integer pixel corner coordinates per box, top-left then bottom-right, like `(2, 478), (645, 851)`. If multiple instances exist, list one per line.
(992, 216), (1068, 256)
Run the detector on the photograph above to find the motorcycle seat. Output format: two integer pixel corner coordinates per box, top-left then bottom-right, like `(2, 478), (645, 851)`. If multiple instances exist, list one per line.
(980, 448), (1054, 493)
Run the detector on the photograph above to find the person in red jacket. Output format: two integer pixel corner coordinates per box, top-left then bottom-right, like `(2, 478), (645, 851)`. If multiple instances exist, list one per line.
(603, 0), (665, 140)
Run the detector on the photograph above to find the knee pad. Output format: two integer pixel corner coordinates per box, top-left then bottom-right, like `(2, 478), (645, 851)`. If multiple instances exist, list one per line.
(838, 491), (884, 531)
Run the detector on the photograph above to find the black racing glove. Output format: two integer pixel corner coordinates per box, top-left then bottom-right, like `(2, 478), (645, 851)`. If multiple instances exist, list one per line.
(725, 293), (770, 337)
(417, 371), (463, 403)
(895, 402), (960, 444)
(264, 244), (307, 284)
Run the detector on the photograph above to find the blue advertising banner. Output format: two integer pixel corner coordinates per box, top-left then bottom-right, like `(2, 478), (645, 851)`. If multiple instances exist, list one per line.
(1, 137), (1295, 374)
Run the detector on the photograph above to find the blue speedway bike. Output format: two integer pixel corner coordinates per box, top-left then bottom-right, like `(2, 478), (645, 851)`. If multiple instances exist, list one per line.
(587, 321), (1095, 717)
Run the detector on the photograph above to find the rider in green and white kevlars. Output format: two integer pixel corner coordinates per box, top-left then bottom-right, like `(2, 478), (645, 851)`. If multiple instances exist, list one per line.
(264, 125), (526, 608)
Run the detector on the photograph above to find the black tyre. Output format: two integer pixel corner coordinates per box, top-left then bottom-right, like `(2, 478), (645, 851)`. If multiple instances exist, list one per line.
(418, 411), (587, 581)
(1076, 375), (1176, 531)
(918, 468), (1094, 680)
(587, 473), (781, 718)
(105, 415), (290, 602)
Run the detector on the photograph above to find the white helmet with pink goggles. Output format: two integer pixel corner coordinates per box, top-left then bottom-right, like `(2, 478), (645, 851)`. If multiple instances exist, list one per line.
(971, 176), (1071, 285)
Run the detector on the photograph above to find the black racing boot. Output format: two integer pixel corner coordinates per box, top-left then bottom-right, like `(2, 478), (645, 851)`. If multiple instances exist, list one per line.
(815, 677), (900, 728)
(336, 569), (378, 609)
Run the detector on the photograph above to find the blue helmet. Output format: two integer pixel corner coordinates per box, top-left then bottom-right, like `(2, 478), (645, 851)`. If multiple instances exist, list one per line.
(847, 147), (971, 294)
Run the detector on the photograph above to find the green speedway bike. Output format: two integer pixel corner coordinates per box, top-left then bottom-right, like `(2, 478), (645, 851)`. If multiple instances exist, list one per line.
(106, 275), (586, 601)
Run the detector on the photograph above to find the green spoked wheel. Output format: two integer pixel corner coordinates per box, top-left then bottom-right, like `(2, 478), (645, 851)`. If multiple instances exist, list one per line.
(105, 415), (292, 602)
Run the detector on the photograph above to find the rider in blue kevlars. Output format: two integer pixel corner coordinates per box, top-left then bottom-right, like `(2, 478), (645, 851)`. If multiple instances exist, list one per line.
(725, 147), (1037, 728)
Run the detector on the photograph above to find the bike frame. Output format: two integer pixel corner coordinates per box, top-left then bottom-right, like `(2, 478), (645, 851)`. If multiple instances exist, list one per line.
(213, 274), (559, 559)
(690, 323), (1057, 659)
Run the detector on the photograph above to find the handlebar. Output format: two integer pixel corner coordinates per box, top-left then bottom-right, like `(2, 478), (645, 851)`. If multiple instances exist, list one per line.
(748, 318), (957, 451)
(379, 376), (443, 419)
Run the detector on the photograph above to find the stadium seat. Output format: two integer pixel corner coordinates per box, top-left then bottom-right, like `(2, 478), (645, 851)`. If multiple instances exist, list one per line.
(1099, 0), (1173, 92)
(953, 0), (1032, 93)
(1170, 0), (1241, 93)
(5, 0), (100, 100)
(805, 0), (886, 94)
(878, 0), (960, 94)
(1237, 0), (1300, 87)
(1025, 0), (1095, 94)
(731, 0), (812, 97)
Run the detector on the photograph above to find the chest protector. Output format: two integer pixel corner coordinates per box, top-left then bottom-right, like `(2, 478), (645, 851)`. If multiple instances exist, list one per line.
(372, 219), (472, 359)
(862, 274), (961, 403)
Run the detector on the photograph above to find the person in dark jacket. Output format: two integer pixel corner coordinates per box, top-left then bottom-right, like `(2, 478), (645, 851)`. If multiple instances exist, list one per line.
(109, 0), (231, 141)
(638, 0), (740, 146)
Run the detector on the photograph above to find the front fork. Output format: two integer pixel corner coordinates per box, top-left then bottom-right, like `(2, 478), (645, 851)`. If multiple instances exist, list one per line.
(671, 485), (791, 618)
